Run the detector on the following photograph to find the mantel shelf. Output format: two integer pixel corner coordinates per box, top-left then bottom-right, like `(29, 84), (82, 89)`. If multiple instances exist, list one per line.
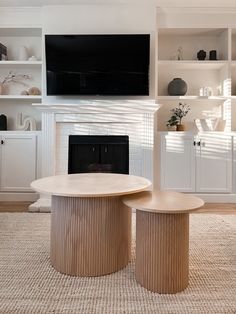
(32, 100), (160, 114)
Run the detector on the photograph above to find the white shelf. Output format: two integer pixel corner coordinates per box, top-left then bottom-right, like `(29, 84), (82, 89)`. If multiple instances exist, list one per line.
(0, 61), (42, 66)
(0, 95), (42, 100)
(158, 28), (227, 36)
(0, 27), (42, 37)
(158, 60), (228, 70)
(156, 95), (228, 101)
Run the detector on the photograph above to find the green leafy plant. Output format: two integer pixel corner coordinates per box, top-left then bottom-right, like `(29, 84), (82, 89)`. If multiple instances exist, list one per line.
(170, 102), (190, 125)
(166, 115), (179, 127)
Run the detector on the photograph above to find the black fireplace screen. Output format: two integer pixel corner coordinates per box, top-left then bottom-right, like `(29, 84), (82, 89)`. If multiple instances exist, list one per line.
(68, 135), (129, 174)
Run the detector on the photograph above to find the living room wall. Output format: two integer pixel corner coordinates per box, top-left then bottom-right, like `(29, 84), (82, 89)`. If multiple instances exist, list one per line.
(41, 4), (156, 103)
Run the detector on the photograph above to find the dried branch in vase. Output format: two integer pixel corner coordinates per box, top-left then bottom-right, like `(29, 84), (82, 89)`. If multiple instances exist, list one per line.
(0, 71), (31, 86)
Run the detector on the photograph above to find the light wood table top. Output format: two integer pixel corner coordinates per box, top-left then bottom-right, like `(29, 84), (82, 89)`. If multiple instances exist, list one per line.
(123, 190), (204, 213)
(31, 173), (152, 197)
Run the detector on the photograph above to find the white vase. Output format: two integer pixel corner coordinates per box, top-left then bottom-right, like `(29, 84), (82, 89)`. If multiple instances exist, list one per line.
(19, 46), (28, 61)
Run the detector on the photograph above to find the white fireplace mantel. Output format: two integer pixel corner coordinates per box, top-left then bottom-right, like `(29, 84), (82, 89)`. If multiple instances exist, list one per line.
(32, 100), (160, 114)
(30, 100), (160, 212)
(33, 100), (160, 176)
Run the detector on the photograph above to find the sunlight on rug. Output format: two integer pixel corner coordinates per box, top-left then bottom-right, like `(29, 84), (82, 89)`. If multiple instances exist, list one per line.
(0, 213), (236, 314)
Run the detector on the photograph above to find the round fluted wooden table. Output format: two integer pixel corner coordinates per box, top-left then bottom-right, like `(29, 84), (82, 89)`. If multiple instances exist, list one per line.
(31, 173), (151, 277)
(123, 191), (204, 294)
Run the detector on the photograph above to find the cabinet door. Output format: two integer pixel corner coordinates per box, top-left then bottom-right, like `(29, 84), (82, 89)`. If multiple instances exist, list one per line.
(196, 134), (232, 193)
(0, 134), (37, 192)
(160, 134), (195, 192)
(101, 144), (129, 174)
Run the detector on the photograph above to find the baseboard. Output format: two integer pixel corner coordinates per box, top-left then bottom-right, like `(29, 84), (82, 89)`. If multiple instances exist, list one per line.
(195, 194), (236, 203)
(0, 192), (39, 202)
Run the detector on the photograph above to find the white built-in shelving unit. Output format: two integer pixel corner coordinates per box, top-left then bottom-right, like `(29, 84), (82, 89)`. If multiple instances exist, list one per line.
(156, 28), (236, 131)
(0, 27), (42, 130)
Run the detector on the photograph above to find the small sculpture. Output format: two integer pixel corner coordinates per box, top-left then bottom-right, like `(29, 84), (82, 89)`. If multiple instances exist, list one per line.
(209, 50), (217, 60)
(0, 114), (7, 130)
(177, 46), (183, 60)
(28, 87), (41, 95)
(171, 46), (183, 60)
(20, 87), (41, 96)
(197, 50), (206, 60)
(16, 113), (36, 131)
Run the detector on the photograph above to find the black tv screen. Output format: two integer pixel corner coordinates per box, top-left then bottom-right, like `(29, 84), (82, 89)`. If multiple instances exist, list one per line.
(45, 34), (150, 96)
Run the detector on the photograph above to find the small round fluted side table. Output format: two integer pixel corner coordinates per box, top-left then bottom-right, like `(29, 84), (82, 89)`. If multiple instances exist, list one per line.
(123, 191), (204, 294)
(31, 173), (151, 277)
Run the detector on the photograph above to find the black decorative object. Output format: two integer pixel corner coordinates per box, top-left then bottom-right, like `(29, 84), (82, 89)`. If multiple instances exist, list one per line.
(0, 114), (7, 130)
(197, 50), (206, 60)
(209, 50), (217, 60)
(167, 78), (187, 96)
(0, 43), (7, 60)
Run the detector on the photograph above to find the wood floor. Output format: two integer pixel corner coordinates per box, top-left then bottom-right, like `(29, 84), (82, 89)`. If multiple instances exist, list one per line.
(0, 202), (32, 212)
(0, 202), (235, 214)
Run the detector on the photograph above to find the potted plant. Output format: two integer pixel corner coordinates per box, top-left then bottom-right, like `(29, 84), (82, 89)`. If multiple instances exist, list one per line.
(166, 115), (179, 131)
(170, 102), (190, 131)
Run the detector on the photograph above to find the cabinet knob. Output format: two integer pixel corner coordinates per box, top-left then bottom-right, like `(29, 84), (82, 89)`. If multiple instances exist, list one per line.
(1, 140), (4, 145)
(194, 140), (201, 146)
(104, 147), (108, 153)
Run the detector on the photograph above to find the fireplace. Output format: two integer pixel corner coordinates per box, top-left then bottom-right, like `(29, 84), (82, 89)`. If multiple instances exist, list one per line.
(68, 135), (129, 174)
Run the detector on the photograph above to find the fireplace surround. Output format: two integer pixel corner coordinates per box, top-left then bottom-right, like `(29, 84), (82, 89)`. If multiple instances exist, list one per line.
(29, 100), (159, 212)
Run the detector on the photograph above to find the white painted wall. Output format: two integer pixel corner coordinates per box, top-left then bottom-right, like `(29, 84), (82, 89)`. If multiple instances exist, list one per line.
(0, 7), (42, 27)
(42, 4), (156, 103)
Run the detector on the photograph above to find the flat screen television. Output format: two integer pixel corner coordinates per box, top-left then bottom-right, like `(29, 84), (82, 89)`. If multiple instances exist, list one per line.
(45, 34), (150, 96)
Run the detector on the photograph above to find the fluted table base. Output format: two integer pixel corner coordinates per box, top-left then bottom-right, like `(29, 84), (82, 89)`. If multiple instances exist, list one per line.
(51, 195), (131, 276)
(136, 211), (189, 294)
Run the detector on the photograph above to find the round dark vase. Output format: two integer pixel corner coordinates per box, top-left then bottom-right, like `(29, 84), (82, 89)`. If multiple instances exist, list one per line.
(167, 78), (187, 96)
(0, 114), (7, 130)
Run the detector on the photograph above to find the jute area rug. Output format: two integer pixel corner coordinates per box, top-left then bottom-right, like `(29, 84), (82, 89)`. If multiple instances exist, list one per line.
(0, 213), (236, 314)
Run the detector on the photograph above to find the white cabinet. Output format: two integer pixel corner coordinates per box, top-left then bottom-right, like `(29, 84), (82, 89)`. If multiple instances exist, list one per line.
(160, 133), (232, 193)
(196, 133), (232, 193)
(160, 133), (195, 192)
(0, 134), (37, 192)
